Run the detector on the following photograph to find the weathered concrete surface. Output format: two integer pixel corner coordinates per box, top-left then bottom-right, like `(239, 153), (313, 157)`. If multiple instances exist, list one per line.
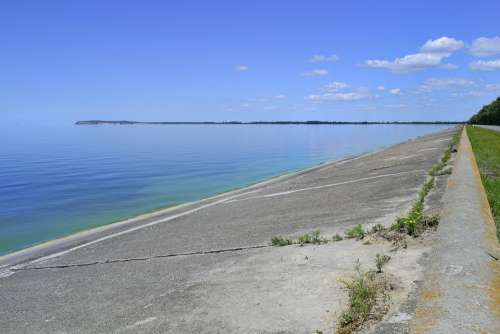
(410, 128), (500, 334)
(0, 128), (456, 333)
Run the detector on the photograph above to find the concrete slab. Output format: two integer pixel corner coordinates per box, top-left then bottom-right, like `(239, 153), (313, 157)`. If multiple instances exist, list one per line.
(409, 128), (500, 334)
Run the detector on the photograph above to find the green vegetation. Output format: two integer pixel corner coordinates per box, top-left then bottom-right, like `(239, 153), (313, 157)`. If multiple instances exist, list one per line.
(375, 254), (391, 273)
(336, 261), (388, 334)
(370, 224), (384, 234)
(270, 230), (327, 246)
(271, 236), (293, 246)
(392, 177), (437, 236)
(467, 126), (500, 240)
(468, 97), (500, 125)
(392, 128), (461, 236)
(345, 225), (365, 240)
(333, 234), (344, 241)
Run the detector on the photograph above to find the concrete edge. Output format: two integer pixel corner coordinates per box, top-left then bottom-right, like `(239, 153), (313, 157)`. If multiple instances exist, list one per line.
(408, 127), (500, 333)
(464, 126), (500, 321)
(465, 126), (500, 259)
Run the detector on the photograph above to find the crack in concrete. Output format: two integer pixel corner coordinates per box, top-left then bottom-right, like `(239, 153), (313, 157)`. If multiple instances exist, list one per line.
(12, 244), (270, 271)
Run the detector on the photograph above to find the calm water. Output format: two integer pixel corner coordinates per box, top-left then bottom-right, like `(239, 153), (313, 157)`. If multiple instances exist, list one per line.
(0, 124), (450, 255)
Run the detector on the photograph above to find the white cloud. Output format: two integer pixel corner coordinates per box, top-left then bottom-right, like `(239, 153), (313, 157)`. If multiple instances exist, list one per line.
(301, 69), (329, 76)
(310, 54), (339, 62)
(306, 92), (371, 101)
(377, 85), (385, 91)
(323, 81), (349, 92)
(420, 36), (464, 53)
(235, 65), (249, 71)
(365, 52), (452, 73)
(469, 59), (500, 71)
(419, 77), (476, 92)
(365, 36), (462, 73)
(272, 94), (286, 99)
(470, 37), (500, 56)
(388, 88), (401, 95)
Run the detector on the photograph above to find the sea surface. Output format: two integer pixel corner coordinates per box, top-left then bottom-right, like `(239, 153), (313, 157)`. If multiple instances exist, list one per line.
(0, 124), (451, 255)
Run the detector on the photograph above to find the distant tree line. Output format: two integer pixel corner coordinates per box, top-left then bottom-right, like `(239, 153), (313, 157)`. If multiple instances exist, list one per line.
(76, 120), (464, 125)
(469, 97), (500, 125)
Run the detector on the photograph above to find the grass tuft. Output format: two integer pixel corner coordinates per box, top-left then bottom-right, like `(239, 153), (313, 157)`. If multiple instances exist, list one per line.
(345, 225), (365, 240)
(271, 236), (293, 246)
(336, 260), (388, 334)
(271, 230), (328, 246)
(375, 254), (391, 273)
(333, 234), (344, 241)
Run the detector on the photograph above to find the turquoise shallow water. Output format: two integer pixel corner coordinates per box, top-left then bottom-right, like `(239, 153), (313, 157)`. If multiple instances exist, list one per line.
(0, 124), (450, 255)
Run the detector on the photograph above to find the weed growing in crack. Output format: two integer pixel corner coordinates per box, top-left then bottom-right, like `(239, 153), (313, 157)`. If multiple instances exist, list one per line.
(333, 234), (344, 241)
(375, 254), (391, 273)
(336, 260), (389, 334)
(345, 225), (365, 240)
(271, 236), (293, 246)
(370, 224), (385, 234)
(270, 230), (328, 246)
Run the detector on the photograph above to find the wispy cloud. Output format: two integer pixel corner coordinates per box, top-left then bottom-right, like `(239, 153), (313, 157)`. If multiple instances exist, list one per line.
(301, 69), (329, 77)
(306, 92), (371, 102)
(310, 54), (339, 63)
(364, 36), (463, 73)
(306, 81), (371, 101)
(454, 83), (500, 97)
(419, 77), (476, 92)
(235, 65), (249, 71)
(323, 81), (349, 92)
(469, 59), (500, 71)
(470, 37), (500, 56)
(388, 88), (401, 95)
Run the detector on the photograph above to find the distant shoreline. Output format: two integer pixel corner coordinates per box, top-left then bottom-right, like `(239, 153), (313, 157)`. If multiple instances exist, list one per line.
(76, 120), (465, 125)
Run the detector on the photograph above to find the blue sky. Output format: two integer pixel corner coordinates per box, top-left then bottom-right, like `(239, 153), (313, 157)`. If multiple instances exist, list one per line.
(2, 1), (500, 124)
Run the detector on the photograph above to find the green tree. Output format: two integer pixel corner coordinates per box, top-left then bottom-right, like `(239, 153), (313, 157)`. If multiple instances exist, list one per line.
(469, 97), (500, 125)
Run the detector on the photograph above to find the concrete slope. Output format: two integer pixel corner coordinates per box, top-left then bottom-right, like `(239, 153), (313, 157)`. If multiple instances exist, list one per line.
(0, 128), (456, 333)
(410, 128), (500, 334)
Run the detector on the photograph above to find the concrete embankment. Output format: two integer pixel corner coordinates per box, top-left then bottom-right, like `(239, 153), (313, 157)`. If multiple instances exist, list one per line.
(410, 127), (500, 334)
(0, 128), (457, 333)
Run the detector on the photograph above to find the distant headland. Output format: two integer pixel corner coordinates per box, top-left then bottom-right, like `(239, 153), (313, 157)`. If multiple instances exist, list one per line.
(76, 120), (465, 125)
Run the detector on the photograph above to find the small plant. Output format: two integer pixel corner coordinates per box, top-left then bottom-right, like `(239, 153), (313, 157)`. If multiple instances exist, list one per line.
(271, 236), (292, 246)
(370, 224), (385, 234)
(337, 260), (377, 334)
(333, 234), (343, 241)
(311, 230), (323, 244)
(422, 214), (440, 229)
(345, 224), (365, 240)
(375, 254), (391, 273)
(298, 233), (312, 245)
(297, 230), (327, 245)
